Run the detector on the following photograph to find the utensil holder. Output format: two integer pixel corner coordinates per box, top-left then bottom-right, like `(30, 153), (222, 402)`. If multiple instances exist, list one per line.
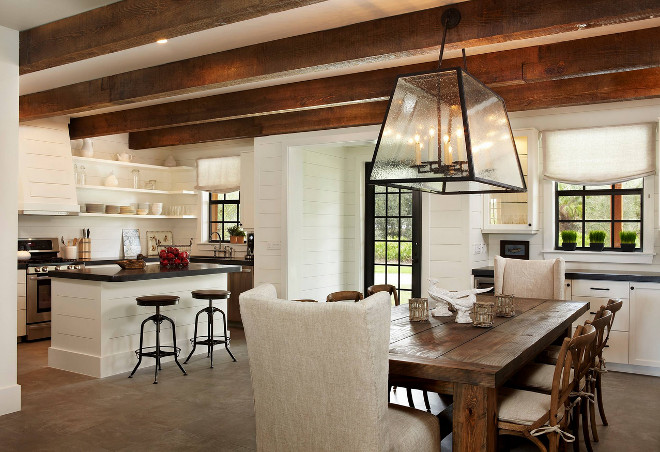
(63, 246), (78, 260)
(78, 239), (91, 260)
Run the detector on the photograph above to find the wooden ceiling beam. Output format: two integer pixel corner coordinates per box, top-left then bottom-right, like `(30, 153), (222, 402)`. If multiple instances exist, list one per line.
(128, 102), (389, 149)
(19, 0), (327, 74)
(21, 0), (660, 121)
(70, 27), (660, 139)
(128, 67), (660, 149)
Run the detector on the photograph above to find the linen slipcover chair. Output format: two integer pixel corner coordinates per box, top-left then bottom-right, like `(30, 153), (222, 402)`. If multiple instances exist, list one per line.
(240, 284), (440, 452)
(495, 256), (566, 300)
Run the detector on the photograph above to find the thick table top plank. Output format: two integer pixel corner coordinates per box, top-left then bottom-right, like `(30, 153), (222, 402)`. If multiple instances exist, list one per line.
(389, 296), (589, 387)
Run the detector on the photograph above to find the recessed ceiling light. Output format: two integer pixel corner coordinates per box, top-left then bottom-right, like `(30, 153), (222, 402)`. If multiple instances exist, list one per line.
(156, 38), (168, 44)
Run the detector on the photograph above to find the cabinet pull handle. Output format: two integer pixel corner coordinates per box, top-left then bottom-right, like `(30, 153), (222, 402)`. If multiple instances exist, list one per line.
(566, 283), (571, 287)
(590, 287), (609, 291)
(590, 312), (596, 315)
(604, 345), (610, 348)
(630, 286), (635, 290)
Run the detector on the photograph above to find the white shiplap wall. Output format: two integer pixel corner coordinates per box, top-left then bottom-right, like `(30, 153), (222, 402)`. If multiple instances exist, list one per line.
(296, 145), (370, 301)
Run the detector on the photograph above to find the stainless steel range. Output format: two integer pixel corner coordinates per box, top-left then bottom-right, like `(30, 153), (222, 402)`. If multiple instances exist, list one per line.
(19, 238), (84, 340)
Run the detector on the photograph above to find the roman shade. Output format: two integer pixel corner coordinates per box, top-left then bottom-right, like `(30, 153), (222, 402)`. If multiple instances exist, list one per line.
(195, 156), (240, 193)
(543, 123), (656, 185)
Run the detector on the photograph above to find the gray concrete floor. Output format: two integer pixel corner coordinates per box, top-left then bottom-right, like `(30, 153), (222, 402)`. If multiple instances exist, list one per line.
(1, 331), (658, 451)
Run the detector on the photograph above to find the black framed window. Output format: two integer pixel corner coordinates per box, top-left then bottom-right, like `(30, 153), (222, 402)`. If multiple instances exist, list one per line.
(365, 164), (421, 305)
(555, 178), (643, 250)
(209, 191), (240, 242)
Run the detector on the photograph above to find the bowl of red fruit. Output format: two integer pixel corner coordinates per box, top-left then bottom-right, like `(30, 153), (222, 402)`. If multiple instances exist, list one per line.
(159, 247), (190, 268)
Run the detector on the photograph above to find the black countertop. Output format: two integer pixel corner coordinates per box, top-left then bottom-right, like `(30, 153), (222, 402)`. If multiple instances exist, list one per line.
(190, 256), (254, 266)
(49, 263), (241, 282)
(472, 266), (660, 283)
(18, 257), (160, 270)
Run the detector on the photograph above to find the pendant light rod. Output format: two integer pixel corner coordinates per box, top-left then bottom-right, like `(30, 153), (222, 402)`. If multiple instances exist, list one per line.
(436, 7), (461, 70)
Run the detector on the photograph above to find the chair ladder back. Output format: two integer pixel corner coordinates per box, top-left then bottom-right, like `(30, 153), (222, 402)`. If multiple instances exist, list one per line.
(367, 284), (399, 306)
(550, 337), (574, 421)
(587, 310), (612, 361)
(568, 324), (597, 387)
(602, 299), (623, 344)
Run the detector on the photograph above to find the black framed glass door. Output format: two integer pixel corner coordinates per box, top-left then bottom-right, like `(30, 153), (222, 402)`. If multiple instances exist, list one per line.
(365, 163), (422, 304)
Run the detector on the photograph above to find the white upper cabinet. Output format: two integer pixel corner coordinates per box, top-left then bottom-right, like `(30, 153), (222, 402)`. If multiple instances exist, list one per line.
(482, 128), (539, 233)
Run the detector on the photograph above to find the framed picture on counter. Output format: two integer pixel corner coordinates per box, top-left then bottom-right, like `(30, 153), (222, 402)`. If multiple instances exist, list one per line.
(147, 231), (173, 256)
(122, 229), (142, 259)
(499, 240), (529, 260)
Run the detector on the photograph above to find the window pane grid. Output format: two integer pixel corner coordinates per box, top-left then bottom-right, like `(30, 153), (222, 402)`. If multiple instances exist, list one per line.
(555, 181), (642, 250)
(209, 191), (240, 242)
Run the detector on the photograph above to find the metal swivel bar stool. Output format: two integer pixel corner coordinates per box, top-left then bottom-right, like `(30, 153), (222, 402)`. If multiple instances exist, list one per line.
(129, 295), (187, 384)
(184, 290), (236, 367)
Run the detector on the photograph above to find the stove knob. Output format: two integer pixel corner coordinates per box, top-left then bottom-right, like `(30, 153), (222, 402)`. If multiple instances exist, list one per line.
(67, 265), (75, 270)
(41, 266), (48, 272)
(75, 265), (82, 270)
(54, 266), (61, 271)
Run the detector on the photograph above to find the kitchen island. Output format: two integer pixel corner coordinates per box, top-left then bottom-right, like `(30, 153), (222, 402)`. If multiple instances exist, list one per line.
(48, 263), (241, 377)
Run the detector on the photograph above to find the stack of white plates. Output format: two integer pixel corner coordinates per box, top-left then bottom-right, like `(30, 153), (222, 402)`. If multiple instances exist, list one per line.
(86, 203), (104, 213)
(105, 205), (120, 214)
(120, 206), (136, 215)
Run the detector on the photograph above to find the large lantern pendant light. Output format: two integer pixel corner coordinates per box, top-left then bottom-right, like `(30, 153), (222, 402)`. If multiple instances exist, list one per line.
(368, 8), (526, 194)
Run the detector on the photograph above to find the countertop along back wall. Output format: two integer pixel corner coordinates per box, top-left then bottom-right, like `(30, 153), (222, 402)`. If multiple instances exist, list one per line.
(18, 134), (253, 259)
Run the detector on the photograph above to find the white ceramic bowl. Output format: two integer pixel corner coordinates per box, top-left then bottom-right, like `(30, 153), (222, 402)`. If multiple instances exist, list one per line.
(151, 203), (163, 215)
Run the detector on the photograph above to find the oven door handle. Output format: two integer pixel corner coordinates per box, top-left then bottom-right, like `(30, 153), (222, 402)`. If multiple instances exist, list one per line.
(29, 275), (51, 281)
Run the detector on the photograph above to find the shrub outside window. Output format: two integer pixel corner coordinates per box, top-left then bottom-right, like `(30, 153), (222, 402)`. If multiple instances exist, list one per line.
(555, 178), (642, 250)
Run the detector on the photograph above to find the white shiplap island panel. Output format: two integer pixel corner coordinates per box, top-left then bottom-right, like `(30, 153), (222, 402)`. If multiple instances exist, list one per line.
(49, 264), (237, 377)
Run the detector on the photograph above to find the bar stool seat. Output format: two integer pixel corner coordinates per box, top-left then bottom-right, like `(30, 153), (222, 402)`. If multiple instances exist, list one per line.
(129, 295), (187, 384)
(191, 290), (230, 300)
(185, 289), (236, 368)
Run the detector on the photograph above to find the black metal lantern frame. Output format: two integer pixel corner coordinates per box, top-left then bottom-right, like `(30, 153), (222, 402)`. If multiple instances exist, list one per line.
(368, 8), (527, 195)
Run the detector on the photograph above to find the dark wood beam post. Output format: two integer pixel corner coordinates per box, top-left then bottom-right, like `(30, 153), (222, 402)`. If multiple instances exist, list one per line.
(21, 0), (660, 120)
(20, 0), (328, 74)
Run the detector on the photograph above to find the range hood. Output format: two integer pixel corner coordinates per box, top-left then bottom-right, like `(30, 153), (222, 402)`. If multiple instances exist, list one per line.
(18, 119), (80, 215)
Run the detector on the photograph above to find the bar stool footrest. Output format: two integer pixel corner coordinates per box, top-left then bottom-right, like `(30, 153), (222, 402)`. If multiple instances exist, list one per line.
(135, 346), (181, 359)
(190, 336), (230, 347)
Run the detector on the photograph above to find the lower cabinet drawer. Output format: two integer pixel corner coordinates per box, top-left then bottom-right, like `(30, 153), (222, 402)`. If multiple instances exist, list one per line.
(571, 296), (629, 332)
(17, 295), (26, 310)
(603, 330), (628, 365)
(17, 309), (26, 337)
(571, 279), (629, 299)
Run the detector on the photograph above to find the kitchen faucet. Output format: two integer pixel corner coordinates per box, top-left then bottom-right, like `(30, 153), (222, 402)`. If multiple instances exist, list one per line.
(210, 232), (233, 258)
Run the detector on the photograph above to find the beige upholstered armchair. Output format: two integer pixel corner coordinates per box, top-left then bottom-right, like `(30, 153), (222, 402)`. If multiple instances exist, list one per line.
(494, 256), (566, 300)
(240, 284), (440, 452)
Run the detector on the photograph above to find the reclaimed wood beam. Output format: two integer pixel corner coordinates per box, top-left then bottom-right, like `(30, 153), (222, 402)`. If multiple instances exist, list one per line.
(128, 67), (660, 149)
(498, 66), (660, 112)
(128, 102), (389, 149)
(70, 27), (660, 139)
(19, 0), (327, 74)
(21, 0), (660, 121)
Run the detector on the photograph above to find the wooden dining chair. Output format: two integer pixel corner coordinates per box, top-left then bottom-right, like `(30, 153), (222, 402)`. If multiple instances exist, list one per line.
(326, 291), (364, 302)
(589, 299), (623, 434)
(367, 284), (400, 306)
(584, 309), (614, 444)
(498, 324), (596, 452)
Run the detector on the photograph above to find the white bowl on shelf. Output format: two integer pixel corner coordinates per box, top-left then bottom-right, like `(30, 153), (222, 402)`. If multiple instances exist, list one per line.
(151, 203), (163, 215)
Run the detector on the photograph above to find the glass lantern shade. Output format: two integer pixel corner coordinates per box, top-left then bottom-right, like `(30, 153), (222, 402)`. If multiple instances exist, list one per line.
(369, 68), (526, 194)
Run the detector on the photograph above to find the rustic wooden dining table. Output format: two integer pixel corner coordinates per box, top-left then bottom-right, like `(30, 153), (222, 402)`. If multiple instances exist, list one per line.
(388, 295), (589, 452)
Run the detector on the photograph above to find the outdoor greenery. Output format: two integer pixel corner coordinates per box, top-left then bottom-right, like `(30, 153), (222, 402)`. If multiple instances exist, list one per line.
(561, 230), (577, 244)
(375, 239), (412, 264)
(620, 230), (637, 244)
(588, 230), (607, 244)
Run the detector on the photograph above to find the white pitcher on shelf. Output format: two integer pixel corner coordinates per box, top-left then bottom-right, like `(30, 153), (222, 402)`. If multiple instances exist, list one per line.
(104, 171), (119, 187)
(163, 154), (177, 167)
(116, 152), (133, 162)
(80, 138), (94, 157)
